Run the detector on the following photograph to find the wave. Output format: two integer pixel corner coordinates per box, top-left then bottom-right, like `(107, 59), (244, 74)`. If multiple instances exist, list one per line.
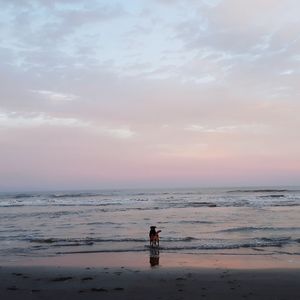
(272, 203), (300, 207)
(28, 235), (298, 247)
(84, 221), (123, 226)
(259, 195), (285, 198)
(217, 226), (300, 233)
(0, 202), (121, 208)
(0, 204), (27, 208)
(178, 220), (214, 224)
(260, 237), (292, 242)
(183, 202), (217, 207)
(159, 239), (293, 250)
(1, 193), (299, 209)
(228, 189), (290, 193)
(29, 236), (200, 244)
(49, 192), (104, 199)
(13, 194), (37, 199)
(54, 237), (298, 254)
(0, 191), (118, 201)
(30, 237), (147, 244)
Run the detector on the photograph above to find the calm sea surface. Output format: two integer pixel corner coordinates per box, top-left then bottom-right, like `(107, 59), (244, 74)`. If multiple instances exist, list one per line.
(0, 187), (299, 262)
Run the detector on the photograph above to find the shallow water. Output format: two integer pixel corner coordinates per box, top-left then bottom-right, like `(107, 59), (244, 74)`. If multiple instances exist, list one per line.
(0, 187), (299, 262)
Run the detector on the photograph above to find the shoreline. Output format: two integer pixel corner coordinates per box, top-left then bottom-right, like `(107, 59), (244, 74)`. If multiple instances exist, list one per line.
(2, 250), (300, 269)
(1, 252), (300, 299)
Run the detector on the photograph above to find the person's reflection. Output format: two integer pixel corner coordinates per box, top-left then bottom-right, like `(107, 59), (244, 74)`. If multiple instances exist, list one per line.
(149, 248), (160, 267)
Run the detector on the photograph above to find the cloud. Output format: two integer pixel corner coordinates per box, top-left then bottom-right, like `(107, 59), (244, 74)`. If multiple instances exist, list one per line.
(279, 70), (294, 76)
(0, 0), (127, 71)
(171, 0), (300, 89)
(0, 0), (300, 189)
(31, 90), (78, 102)
(0, 111), (89, 129)
(0, 110), (136, 139)
(101, 127), (136, 139)
(185, 124), (269, 134)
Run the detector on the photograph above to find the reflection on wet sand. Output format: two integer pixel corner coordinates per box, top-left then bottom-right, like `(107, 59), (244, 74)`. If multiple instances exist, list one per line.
(149, 248), (160, 267)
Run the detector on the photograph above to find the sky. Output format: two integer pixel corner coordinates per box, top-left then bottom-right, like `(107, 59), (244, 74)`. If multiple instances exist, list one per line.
(0, 0), (300, 191)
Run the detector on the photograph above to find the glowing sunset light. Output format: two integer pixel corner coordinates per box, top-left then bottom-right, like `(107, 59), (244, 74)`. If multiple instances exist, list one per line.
(0, 0), (299, 191)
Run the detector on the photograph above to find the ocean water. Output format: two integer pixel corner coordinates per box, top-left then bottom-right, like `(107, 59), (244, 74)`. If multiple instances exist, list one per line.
(0, 187), (300, 262)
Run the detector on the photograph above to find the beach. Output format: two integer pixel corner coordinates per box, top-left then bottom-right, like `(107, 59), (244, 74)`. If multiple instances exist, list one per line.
(1, 252), (300, 300)
(1, 188), (300, 299)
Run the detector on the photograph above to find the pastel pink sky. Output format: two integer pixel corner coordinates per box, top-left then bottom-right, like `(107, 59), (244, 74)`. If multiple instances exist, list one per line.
(0, 0), (300, 191)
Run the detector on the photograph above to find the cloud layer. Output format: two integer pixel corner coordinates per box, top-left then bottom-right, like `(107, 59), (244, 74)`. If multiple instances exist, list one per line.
(0, 0), (300, 191)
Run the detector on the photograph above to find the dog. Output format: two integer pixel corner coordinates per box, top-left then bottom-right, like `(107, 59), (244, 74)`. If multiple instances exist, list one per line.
(149, 226), (161, 247)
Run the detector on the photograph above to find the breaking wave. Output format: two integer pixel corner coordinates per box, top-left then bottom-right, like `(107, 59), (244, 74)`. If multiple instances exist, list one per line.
(217, 226), (300, 233)
(53, 236), (299, 254)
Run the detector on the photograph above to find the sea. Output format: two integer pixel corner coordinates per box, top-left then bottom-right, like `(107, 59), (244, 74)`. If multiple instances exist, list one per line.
(0, 187), (300, 263)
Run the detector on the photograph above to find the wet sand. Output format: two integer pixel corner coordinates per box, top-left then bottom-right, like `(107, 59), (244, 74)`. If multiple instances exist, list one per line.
(1, 252), (300, 299)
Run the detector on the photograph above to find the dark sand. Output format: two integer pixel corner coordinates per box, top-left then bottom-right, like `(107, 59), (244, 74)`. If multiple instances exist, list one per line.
(1, 252), (300, 299)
